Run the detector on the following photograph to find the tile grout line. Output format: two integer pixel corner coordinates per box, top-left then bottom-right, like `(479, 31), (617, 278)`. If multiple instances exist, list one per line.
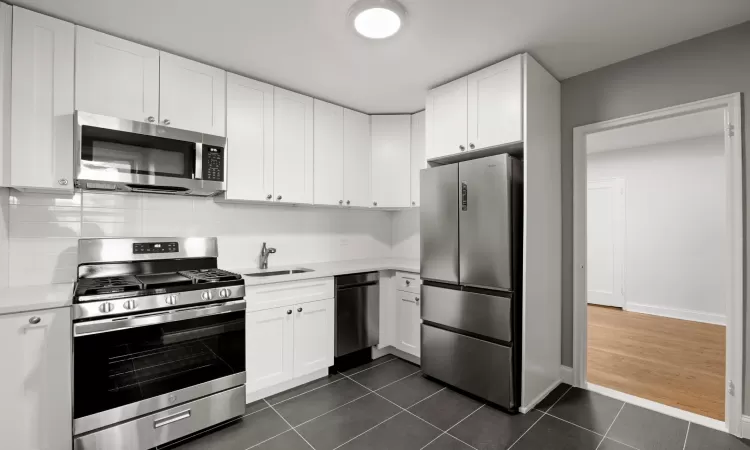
(419, 404), (485, 450)
(291, 391), (373, 429)
(506, 410), (546, 450)
(330, 410), (404, 450)
(264, 399), (317, 450)
(372, 369), (422, 392)
(542, 410), (641, 450)
(343, 356), (397, 377)
(406, 386), (446, 410)
(245, 428), (295, 450)
(594, 403), (625, 450)
(269, 375), (347, 407)
(341, 371), (481, 450)
(544, 385), (573, 412)
(682, 422), (691, 450)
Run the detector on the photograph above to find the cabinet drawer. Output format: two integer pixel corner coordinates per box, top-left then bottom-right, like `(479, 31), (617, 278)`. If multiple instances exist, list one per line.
(395, 271), (420, 294)
(246, 278), (334, 312)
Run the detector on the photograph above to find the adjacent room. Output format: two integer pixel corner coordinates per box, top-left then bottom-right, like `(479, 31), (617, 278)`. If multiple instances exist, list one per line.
(585, 109), (728, 421)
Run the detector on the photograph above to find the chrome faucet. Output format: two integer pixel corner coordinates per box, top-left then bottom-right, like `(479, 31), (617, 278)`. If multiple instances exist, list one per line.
(259, 242), (276, 270)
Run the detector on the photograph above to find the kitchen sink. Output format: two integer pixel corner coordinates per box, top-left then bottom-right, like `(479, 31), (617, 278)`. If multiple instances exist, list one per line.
(244, 268), (314, 277)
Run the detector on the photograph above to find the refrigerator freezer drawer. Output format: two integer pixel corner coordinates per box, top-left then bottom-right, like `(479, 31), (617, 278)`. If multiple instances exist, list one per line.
(421, 284), (513, 343)
(421, 324), (515, 409)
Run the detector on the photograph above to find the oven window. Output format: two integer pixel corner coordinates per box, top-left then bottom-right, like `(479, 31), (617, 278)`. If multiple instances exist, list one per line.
(80, 125), (196, 179)
(74, 310), (245, 420)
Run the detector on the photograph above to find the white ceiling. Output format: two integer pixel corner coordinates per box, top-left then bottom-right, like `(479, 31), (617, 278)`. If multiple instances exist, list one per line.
(586, 109), (725, 154)
(11, 0), (750, 113)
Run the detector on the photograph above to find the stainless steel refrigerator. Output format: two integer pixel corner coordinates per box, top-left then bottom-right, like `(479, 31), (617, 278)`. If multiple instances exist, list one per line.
(420, 153), (523, 411)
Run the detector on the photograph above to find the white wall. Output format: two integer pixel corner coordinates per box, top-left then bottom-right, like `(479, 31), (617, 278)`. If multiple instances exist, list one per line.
(4, 191), (393, 286)
(391, 208), (419, 259)
(0, 188), (8, 288)
(587, 135), (726, 324)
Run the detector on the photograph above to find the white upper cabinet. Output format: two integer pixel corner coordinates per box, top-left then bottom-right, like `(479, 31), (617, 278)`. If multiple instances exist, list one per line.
(467, 55), (523, 150)
(11, 7), (74, 192)
(0, 3), (10, 186)
(75, 26), (159, 123)
(159, 51), (226, 136)
(293, 298), (334, 378)
(425, 77), (467, 160)
(410, 110), (425, 207)
(274, 87), (313, 204)
(225, 73), (274, 202)
(313, 99), (344, 206)
(0, 308), (72, 450)
(371, 115), (411, 208)
(343, 108), (371, 208)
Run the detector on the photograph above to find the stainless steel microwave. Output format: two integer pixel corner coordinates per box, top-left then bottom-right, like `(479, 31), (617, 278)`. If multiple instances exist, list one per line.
(74, 111), (227, 196)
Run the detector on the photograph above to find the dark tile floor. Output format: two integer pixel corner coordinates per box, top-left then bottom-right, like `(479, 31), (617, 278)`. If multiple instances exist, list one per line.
(160, 356), (750, 450)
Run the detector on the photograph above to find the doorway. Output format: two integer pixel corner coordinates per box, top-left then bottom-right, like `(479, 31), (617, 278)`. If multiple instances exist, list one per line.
(572, 94), (743, 435)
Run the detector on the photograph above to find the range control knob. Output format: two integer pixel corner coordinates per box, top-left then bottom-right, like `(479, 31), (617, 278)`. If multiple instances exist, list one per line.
(99, 302), (114, 313)
(219, 288), (231, 298)
(201, 291), (213, 301)
(165, 294), (179, 305)
(123, 299), (138, 310)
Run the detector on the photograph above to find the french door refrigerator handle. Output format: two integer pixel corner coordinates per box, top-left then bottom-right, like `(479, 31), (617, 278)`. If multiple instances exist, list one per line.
(461, 182), (468, 211)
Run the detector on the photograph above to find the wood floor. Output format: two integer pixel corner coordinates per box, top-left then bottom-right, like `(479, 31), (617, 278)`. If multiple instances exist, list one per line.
(587, 305), (725, 420)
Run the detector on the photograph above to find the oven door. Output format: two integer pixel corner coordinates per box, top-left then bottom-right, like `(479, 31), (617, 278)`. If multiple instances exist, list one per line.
(72, 301), (246, 436)
(75, 111), (226, 196)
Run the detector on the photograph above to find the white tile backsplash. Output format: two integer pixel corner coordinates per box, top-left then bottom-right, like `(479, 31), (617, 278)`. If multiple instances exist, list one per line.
(1, 190), (397, 286)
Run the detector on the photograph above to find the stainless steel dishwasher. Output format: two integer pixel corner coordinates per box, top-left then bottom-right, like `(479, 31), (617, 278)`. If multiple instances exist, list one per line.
(335, 272), (380, 357)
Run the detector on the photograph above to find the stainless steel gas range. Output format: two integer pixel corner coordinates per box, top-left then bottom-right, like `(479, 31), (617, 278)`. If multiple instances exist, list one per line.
(71, 237), (246, 450)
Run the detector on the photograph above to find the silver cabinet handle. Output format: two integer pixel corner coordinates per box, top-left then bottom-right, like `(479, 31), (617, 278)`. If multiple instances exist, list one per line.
(277, 195), (283, 201)
(147, 116), (155, 123)
(415, 297), (420, 303)
(297, 307), (302, 313)
(469, 143), (475, 149)
(266, 194), (272, 200)
(287, 309), (292, 315)
(405, 280), (411, 286)
(163, 119), (171, 125)
(373, 201), (378, 206)
(29, 316), (41, 325)
(459, 145), (465, 151)
(346, 200), (350, 205)
(58, 178), (68, 186)
(154, 409), (191, 428)
(412, 201), (416, 206)
(339, 200), (343, 205)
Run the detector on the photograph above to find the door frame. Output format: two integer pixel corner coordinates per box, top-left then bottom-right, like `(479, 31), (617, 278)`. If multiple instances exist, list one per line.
(572, 93), (743, 435)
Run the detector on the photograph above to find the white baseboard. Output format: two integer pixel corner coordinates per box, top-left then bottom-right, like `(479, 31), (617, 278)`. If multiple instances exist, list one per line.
(371, 345), (421, 366)
(560, 365), (574, 385)
(625, 302), (726, 325)
(520, 379), (562, 414)
(742, 416), (750, 438)
(246, 368), (330, 404)
(587, 383), (728, 434)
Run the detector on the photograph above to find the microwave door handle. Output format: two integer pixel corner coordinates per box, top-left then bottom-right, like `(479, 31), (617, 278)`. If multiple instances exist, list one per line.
(73, 300), (245, 336)
(195, 143), (203, 180)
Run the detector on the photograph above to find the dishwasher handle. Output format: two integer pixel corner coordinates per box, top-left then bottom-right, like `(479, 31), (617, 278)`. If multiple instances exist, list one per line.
(335, 272), (379, 290)
(337, 281), (379, 290)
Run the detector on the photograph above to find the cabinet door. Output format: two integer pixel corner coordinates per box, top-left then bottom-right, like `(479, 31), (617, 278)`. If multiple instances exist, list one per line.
(343, 108), (371, 208)
(313, 99), (344, 206)
(425, 77), (467, 160)
(467, 55), (523, 150)
(225, 73), (274, 201)
(159, 51), (226, 136)
(75, 26), (159, 123)
(0, 308), (71, 450)
(293, 298), (334, 378)
(371, 115), (411, 208)
(410, 110), (425, 207)
(11, 7), (74, 191)
(274, 87), (313, 204)
(246, 307), (294, 393)
(397, 293), (421, 357)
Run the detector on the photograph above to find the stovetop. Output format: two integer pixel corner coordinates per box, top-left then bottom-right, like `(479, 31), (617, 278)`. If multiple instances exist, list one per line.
(74, 269), (243, 300)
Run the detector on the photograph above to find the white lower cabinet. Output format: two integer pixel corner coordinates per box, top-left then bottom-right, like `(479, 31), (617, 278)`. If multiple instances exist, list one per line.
(245, 279), (334, 398)
(0, 307), (71, 450)
(397, 293), (421, 357)
(246, 306), (294, 392)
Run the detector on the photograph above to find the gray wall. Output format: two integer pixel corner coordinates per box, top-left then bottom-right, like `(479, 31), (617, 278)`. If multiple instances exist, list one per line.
(560, 21), (750, 408)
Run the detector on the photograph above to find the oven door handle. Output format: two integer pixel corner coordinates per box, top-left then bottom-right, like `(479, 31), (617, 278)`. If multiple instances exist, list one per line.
(73, 300), (246, 336)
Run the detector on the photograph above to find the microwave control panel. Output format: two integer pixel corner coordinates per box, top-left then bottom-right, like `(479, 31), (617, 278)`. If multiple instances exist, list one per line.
(202, 146), (225, 182)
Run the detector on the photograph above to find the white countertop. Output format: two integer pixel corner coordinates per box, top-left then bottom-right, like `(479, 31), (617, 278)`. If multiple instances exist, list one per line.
(235, 257), (420, 286)
(0, 283), (74, 315)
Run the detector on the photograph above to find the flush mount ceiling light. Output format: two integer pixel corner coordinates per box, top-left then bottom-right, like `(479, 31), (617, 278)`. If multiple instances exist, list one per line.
(349, 0), (407, 39)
